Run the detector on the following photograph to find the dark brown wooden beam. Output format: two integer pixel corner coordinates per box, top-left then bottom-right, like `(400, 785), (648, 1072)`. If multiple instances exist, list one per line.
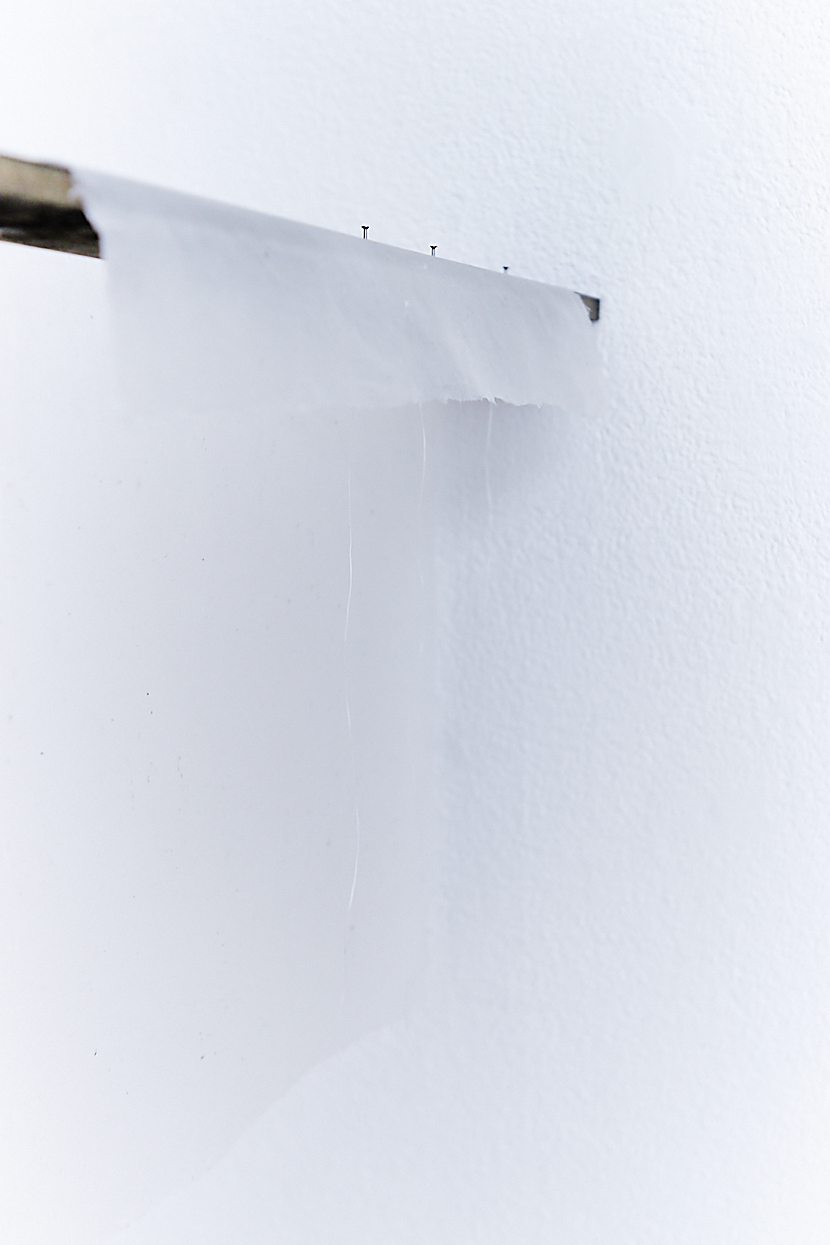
(0, 154), (100, 258)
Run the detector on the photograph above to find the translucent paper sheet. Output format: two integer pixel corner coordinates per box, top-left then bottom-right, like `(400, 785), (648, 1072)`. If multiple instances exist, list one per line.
(0, 177), (599, 1243)
(77, 171), (598, 418)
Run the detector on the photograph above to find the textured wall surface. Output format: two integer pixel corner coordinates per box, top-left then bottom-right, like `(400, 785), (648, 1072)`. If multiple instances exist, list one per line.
(2, 2), (830, 1242)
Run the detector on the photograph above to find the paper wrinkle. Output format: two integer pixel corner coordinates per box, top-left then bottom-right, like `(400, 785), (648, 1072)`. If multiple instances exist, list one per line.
(344, 440), (361, 919)
(75, 169), (600, 418)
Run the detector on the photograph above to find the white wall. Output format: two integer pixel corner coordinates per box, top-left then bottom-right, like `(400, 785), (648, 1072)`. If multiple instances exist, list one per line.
(3, 2), (830, 1241)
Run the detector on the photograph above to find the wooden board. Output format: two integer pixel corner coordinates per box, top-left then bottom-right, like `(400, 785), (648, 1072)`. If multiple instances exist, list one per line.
(0, 154), (100, 257)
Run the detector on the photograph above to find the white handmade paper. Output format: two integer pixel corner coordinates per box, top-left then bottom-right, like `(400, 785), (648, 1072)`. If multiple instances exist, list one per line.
(0, 178), (599, 1243)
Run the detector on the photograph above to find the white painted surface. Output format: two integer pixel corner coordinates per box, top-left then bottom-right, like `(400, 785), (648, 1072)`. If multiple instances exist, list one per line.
(2, 1), (830, 1241)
